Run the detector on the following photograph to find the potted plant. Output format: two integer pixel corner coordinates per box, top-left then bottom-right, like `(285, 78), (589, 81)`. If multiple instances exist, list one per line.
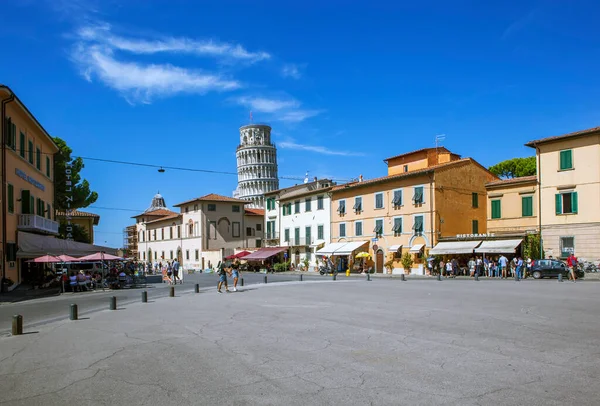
(302, 257), (310, 271)
(384, 259), (395, 274)
(400, 252), (414, 275)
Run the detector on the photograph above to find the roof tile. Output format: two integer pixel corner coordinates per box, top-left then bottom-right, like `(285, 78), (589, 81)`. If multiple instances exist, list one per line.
(174, 193), (248, 207)
(525, 126), (600, 147)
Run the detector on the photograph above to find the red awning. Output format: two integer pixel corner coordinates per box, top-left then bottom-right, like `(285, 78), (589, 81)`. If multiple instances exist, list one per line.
(243, 247), (287, 261)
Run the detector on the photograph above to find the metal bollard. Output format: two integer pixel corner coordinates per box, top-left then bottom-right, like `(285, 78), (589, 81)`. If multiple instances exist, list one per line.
(264, 275), (268, 284)
(367, 273), (371, 281)
(401, 274), (406, 281)
(475, 274), (479, 281)
(333, 273), (337, 281)
(241, 278), (244, 286)
(12, 315), (23, 336)
(170, 286), (175, 297)
(109, 296), (117, 310)
(558, 273), (563, 282)
(194, 284), (199, 293)
(437, 274), (442, 281)
(142, 291), (148, 302)
(70, 304), (78, 320)
(299, 274), (303, 282)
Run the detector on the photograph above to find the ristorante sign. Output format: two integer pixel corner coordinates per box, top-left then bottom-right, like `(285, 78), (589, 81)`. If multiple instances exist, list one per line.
(65, 162), (73, 240)
(456, 233), (496, 239)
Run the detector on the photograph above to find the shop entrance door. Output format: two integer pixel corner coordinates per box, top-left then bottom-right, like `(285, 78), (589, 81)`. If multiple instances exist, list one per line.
(376, 249), (384, 273)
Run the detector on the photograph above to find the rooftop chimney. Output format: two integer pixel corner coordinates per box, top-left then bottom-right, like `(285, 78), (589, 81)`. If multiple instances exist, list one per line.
(359, 174), (363, 182)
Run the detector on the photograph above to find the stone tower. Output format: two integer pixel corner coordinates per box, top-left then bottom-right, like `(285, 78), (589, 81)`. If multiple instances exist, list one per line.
(235, 124), (279, 208)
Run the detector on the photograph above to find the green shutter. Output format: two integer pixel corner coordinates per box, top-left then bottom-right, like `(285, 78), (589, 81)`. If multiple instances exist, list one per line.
(560, 150), (573, 170)
(7, 184), (13, 213)
(20, 132), (25, 157)
(555, 194), (562, 215)
(21, 190), (30, 214)
(472, 220), (479, 234)
(571, 192), (578, 214)
(522, 196), (533, 217)
(46, 156), (50, 177)
(472, 193), (478, 208)
(28, 140), (33, 163)
(491, 200), (501, 219)
(36, 148), (41, 169)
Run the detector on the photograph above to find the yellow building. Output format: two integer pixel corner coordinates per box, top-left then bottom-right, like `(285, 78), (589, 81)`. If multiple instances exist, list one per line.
(485, 176), (539, 235)
(1, 85), (60, 286)
(526, 126), (600, 260)
(56, 210), (100, 243)
(328, 148), (497, 274)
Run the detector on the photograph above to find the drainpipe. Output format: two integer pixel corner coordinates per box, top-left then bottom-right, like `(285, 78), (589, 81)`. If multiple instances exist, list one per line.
(536, 145), (543, 258)
(1, 93), (15, 291)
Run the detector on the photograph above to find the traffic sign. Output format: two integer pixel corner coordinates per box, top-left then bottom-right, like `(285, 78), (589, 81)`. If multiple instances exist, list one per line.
(373, 244), (378, 251)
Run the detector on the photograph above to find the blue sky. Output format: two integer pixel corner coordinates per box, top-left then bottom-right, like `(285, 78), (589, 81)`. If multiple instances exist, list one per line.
(1, 0), (599, 248)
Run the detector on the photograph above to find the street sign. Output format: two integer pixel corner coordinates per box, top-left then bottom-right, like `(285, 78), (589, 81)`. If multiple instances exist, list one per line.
(371, 238), (378, 242)
(284, 252), (288, 259)
(373, 244), (378, 251)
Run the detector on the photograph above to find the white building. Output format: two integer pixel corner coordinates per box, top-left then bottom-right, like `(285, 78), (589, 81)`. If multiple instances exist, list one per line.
(134, 193), (263, 272)
(234, 124), (279, 208)
(264, 179), (334, 269)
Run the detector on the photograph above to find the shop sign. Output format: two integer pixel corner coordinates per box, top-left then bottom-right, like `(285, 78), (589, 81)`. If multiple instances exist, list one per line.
(456, 233), (496, 239)
(65, 162), (73, 240)
(15, 168), (45, 191)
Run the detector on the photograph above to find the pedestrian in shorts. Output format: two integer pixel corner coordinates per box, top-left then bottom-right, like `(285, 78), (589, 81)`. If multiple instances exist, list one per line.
(231, 259), (241, 291)
(172, 259), (181, 284)
(217, 262), (230, 293)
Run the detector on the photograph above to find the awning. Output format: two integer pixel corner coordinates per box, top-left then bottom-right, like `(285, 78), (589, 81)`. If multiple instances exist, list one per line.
(429, 240), (482, 255)
(474, 239), (523, 254)
(310, 239), (326, 248)
(334, 241), (369, 255)
(243, 247), (287, 261)
(17, 231), (118, 258)
(409, 243), (425, 253)
(388, 244), (402, 252)
(316, 242), (347, 255)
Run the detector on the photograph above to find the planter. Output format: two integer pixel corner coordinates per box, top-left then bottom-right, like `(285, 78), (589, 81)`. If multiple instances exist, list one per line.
(404, 269), (411, 275)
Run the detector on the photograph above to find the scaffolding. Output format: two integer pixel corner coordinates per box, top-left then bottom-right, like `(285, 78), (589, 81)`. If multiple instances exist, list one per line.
(123, 225), (138, 260)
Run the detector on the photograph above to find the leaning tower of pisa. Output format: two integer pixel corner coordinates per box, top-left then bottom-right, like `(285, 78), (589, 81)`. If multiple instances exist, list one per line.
(234, 124), (279, 208)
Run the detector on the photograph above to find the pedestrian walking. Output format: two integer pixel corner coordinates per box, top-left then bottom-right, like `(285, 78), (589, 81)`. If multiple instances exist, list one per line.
(217, 261), (230, 293)
(231, 259), (241, 291)
(468, 258), (476, 277)
(526, 257), (533, 278)
(567, 252), (578, 282)
(445, 260), (453, 278)
(499, 255), (508, 279)
(172, 259), (181, 284)
(166, 261), (173, 285)
(439, 260), (445, 277)
(516, 257), (524, 279)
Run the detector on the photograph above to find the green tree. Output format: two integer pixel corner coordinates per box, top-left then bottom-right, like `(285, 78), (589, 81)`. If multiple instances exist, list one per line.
(53, 137), (98, 210)
(488, 157), (536, 179)
(58, 222), (91, 244)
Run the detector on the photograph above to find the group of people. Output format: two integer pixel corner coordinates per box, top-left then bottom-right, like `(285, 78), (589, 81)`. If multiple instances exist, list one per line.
(66, 271), (101, 292)
(217, 259), (241, 293)
(435, 256), (530, 279)
(163, 260), (182, 285)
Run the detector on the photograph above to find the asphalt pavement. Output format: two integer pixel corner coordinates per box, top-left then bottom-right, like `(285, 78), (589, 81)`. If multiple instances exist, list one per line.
(0, 272), (324, 334)
(1, 278), (599, 405)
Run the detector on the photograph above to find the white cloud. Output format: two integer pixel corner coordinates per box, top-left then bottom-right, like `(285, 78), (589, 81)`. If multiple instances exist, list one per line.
(77, 23), (271, 63)
(277, 110), (323, 122)
(282, 63), (302, 79)
(234, 96), (299, 113)
(279, 141), (363, 156)
(72, 44), (241, 103)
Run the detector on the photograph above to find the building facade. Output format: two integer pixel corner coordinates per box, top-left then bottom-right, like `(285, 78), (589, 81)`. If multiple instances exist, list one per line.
(56, 210), (100, 243)
(263, 179), (333, 268)
(135, 193), (262, 271)
(123, 224), (138, 259)
(1, 86), (60, 286)
(234, 124), (279, 208)
(485, 176), (539, 236)
(329, 148), (496, 274)
(526, 127), (600, 260)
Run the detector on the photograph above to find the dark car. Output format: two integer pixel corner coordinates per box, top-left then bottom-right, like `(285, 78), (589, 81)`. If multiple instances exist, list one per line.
(531, 259), (585, 279)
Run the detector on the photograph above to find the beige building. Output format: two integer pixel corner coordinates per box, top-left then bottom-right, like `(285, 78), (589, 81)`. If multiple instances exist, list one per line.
(327, 148), (497, 274)
(526, 126), (600, 260)
(56, 210), (100, 243)
(485, 175), (539, 235)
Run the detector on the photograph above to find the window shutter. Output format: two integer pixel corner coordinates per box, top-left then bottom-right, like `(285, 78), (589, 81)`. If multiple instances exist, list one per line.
(555, 194), (562, 215)
(21, 190), (30, 214)
(522, 197), (527, 217)
(5, 117), (11, 147)
(7, 184), (13, 213)
(571, 192), (578, 214)
(565, 151), (572, 169)
(472, 220), (479, 234)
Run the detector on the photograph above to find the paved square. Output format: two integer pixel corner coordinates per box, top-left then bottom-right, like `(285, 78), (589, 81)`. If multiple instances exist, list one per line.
(1, 279), (599, 405)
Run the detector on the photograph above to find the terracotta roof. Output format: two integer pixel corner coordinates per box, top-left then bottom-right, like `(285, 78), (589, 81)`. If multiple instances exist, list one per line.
(331, 158), (488, 192)
(131, 208), (177, 219)
(145, 213), (182, 224)
(173, 193), (248, 207)
(486, 175), (537, 188)
(55, 210), (100, 225)
(245, 208), (265, 216)
(265, 179), (334, 198)
(383, 147), (457, 162)
(525, 126), (600, 147)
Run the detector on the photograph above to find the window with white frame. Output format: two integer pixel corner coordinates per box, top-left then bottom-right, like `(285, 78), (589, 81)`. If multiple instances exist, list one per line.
(393, 217), (402, 236)
(392, 189), (402, 208)
(353, 196), (362, 213)
(337, 199), (346, 215)
(355, 221), (363, 236)
(413, 215), (424, 234)
(375, 192), (384, 209)
(413, 186), (424, 204)
(374, 219), (383, 237)
(339, 223), (346, 238)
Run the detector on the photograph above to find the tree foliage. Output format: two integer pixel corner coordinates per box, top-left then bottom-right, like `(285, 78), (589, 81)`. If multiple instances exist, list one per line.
(488, 156), (536, 179)
(523, 233), (544, 260)
(53, 137), (98, 210)
(58, 222), (91, 244)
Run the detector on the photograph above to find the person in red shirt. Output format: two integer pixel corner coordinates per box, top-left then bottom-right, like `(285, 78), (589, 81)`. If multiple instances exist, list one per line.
(567, 253), (578, 282)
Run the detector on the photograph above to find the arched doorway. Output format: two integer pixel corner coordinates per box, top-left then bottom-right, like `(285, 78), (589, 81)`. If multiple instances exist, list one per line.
(376, 249), (384, 273)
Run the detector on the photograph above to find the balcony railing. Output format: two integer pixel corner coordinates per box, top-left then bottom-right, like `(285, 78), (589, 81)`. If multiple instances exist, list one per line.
(18, 214), (59, 235)
(265, 232), (279, 240)
(284, 237), (313, 247)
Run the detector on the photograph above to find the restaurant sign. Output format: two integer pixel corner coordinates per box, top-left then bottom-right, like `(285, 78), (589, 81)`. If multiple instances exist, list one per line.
(456, 233), (496, 239)
(65, 162), (73, 240)
(15, 169), (45, 191)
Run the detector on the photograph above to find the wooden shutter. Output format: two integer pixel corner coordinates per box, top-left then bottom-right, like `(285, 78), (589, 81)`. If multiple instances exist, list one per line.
(21, 190), (31, 214)
(555, 194), (562, 215)
(571, 192), (578, 214)
(7, 184), (13, 213)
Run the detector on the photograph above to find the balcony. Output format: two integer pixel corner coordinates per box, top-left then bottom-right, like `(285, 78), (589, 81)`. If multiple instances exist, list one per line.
(18, 214), (59, 235)
(265, 232), (279, 240)
(284, 237), (313, 247)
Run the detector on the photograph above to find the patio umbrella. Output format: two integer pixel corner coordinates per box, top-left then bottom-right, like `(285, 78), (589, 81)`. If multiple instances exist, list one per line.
(235, 251), (252, 258)
(27, 254), (61, 263)
(225, 254), (237, 260)
(355, 252), (371, 259)
(56, 254), (79, 262)
(77, 252), (123, 261)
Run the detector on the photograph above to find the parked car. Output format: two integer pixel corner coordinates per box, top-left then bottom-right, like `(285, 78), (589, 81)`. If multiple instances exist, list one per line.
(530, 259), (585, 279)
